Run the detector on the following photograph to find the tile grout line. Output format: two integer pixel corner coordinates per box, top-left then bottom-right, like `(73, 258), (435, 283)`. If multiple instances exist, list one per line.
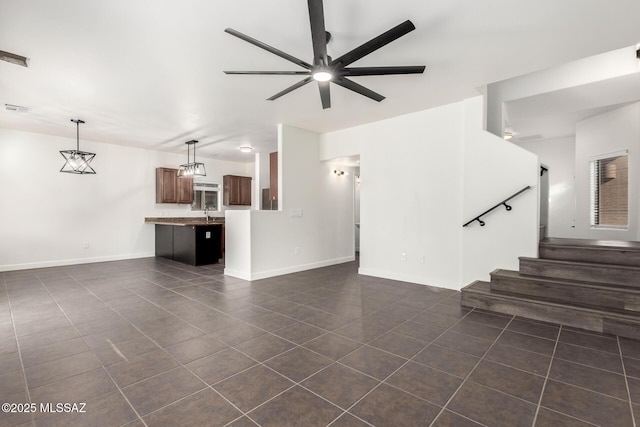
(67, 264), (384, 426)
(173, 285), (463, 425)
(317, 305), (492, 425)
(10, 260), (636, 427)
(530, 324), (562, 426)
(618, 336), (637, 427)
(2, 272), (36, 427)
(36, 272), (150, 427)
(61, 273), (254, 426)
(427, 312), (517, 427)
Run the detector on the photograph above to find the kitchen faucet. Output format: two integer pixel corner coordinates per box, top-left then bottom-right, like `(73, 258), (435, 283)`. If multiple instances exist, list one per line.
(204, 206), (210, 222)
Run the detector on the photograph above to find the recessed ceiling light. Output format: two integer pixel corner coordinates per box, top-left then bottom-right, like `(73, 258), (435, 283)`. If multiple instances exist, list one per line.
(239, 146), (253, 153)
(0, 50), (29, 67)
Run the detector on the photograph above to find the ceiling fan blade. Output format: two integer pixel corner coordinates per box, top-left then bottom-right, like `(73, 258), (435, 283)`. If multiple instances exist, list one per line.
(224, 71), (311, 75)
(267, 76), (314, 101)
(318, 81), (331, 109)
(331, 20), (416, 68)
(343, 65), (426, 76)
(334, 77), (385, 102)
(307, 0), (329, 67)
(225, 28), (312, 69)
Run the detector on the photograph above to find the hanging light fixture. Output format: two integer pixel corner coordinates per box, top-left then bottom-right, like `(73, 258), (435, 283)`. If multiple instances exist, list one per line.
(177, 140), (206, 177)
(60, 119), (96, 174)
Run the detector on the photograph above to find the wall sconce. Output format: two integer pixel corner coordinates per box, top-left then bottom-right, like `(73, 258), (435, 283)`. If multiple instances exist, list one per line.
(333, 169), (345, 176)
(60, 119), (96, 174)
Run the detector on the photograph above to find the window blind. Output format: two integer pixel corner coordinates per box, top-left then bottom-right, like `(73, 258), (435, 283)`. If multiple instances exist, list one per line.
(590, 153), (628, 227)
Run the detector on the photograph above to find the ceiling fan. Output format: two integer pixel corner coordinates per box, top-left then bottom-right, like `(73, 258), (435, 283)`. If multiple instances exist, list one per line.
(223, 0), (426, 109)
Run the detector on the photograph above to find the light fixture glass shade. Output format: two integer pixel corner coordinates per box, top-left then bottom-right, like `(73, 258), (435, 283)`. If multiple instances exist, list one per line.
(60, 119), (96, 174)
(178, 162), (206, 177)
(178, 139), (206, 178)
(313, 70), (332, 81)
(60, 150), (96, 174)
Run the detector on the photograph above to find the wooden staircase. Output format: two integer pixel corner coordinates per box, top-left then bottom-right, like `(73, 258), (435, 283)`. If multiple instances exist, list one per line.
(461, 238), (640, 339)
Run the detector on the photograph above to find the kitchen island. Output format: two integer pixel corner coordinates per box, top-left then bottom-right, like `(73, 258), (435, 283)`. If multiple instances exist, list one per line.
(145, 217), (224, 266)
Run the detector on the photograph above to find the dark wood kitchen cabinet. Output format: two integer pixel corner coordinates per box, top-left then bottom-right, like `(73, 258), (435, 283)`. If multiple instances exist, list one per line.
(223, 175), (252, 206)
(156, 168), (193, 204)
(177, 175), (193, 204)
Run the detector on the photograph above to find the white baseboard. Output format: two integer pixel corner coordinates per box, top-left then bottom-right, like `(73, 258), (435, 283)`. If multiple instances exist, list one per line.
(357, 267), (462, 291)
(225, 256), (355, 281)
(0, 252), (156, 273)
(221, 268), (253, 281)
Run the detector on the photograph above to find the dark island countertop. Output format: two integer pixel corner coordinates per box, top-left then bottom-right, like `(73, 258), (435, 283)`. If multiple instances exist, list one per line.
(144, 217), (224, 226)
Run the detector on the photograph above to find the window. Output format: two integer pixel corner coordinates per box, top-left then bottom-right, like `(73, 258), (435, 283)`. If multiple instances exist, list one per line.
(192, 182), (220, 211)
(590, 152), (628, 227)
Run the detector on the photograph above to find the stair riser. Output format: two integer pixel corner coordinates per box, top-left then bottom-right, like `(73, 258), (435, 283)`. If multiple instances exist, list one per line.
(519, 259), (640, 287)
(491, 275), (640, 312)
(462, 291), (603, 332)
(462, 291), (640, 339)
(540, 246), (640, 267)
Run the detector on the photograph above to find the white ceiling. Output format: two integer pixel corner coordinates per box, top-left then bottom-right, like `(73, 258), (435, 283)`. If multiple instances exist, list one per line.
(2, 0), (640, 162)
(506, 71), (640, 142)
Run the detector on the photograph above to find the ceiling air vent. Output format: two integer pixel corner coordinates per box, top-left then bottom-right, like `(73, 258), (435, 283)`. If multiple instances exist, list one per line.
(0, 50), (29, 67)
(5, 104), (30, 113)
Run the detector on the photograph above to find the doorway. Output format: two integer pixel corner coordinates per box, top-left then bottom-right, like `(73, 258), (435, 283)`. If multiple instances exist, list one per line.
(539, 164), (549, 239)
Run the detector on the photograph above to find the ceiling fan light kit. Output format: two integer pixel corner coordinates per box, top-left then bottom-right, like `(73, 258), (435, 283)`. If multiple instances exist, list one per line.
(224, 0), (426, 109)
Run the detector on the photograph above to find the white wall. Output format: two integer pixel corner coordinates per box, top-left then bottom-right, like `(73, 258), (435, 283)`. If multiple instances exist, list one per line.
(574, 102), (640, 240)
(254, 151), (271, 209)
(461, 98), (539, 284)
(517, 137), (577, 238)
(320, 96), (539, 289)
(224, 125), (355, 280)
(0, 128), (252, 271)
(487, 46), (639, 136)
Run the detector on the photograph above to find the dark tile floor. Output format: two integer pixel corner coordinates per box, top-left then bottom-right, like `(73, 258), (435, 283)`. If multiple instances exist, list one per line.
(1, 258), (639, 426)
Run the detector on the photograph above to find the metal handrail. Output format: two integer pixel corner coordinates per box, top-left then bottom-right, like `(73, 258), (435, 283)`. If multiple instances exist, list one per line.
(463, 186), (532, 227)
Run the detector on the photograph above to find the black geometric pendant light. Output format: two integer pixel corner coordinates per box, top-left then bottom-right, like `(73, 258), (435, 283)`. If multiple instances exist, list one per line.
(59, 119), (96, 174)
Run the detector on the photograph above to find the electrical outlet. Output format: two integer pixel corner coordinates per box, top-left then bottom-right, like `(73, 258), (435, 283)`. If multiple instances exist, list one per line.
(83, 242), (90, 249)
(419, 256), (425, 264)
(401, 252), (407, 261)
(294, 247), (300, 255)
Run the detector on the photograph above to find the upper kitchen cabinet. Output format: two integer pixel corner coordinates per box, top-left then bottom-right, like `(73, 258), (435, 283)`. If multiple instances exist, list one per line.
(156, 168), (193, 204)
(177, 175), (194, 204)
(223, 175), (252, 206)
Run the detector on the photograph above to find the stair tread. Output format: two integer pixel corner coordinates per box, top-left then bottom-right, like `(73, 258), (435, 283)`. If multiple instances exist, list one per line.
(519, 256), (640, 271)
(540, 238), (640, 252)
(491, 269), (640, 293)
(463, 281), (640, 320)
